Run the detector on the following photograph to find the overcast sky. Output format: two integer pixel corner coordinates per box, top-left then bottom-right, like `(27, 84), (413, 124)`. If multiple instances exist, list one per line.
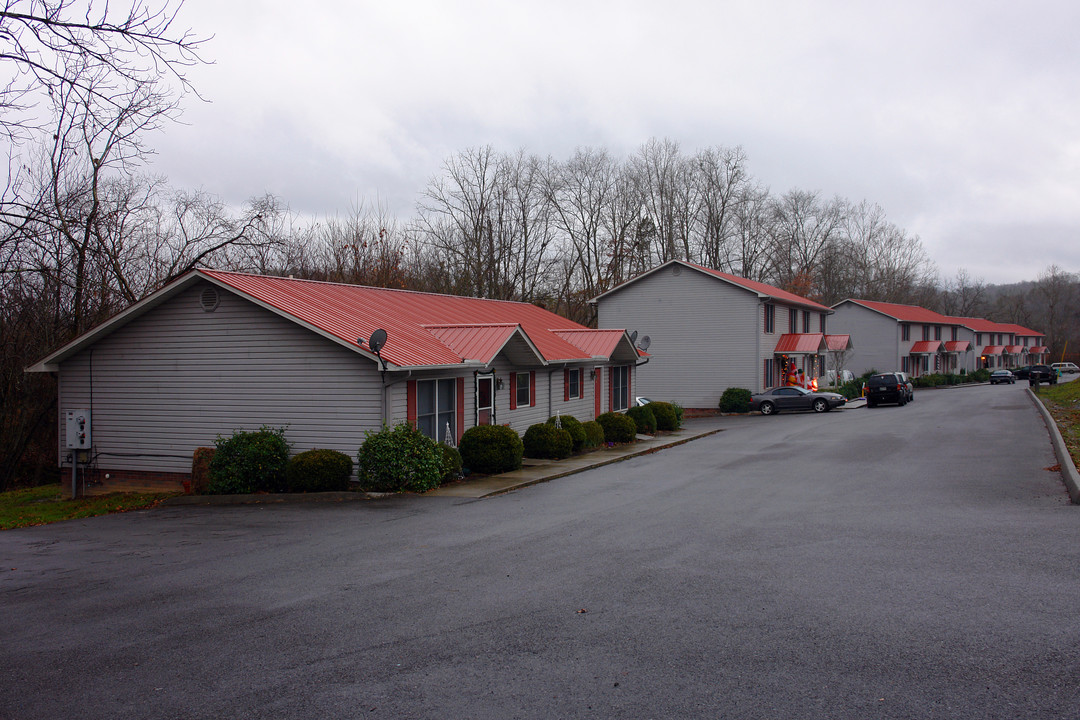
(149, 0), (1080, 286)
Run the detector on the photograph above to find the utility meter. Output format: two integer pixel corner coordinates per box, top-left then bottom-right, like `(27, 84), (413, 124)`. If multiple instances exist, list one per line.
(65, 409), (91, 449)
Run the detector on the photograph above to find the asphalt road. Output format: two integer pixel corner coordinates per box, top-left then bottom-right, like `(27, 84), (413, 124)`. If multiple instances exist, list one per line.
(2, 384), (1079, 719)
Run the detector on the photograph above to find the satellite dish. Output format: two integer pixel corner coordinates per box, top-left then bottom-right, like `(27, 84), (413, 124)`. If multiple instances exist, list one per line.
(369, 329), (387, 354)
(629, 330), (638, 344)
(638, 335), (652, 352)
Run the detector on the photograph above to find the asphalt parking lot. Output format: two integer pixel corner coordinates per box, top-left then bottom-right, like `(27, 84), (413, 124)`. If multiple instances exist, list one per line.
(2, 383), (1078, 719)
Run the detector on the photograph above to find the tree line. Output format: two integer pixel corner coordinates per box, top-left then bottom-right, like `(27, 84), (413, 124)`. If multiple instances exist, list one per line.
(1, 2), (1077, 488)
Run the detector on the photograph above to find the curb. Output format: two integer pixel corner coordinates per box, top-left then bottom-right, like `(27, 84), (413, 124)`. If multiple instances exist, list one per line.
(473, 428), (725, 498)
(162, 490), (371, 506)
(1026, 388), (1080, 504)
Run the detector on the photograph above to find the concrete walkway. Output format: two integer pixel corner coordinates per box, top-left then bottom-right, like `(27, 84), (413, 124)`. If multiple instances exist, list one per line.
(427, 416), (728, 498)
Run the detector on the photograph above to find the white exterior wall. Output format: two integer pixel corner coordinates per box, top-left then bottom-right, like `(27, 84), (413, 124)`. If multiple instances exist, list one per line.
(596, 265), (760, 407)
(57, 281), (385, 474)
(829, 302), (901, 376)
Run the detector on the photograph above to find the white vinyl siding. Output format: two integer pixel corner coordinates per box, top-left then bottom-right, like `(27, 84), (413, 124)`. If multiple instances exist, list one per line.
(57, 281), (384, 473)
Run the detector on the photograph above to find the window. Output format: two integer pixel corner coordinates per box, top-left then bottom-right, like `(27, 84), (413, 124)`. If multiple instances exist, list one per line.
(764, 358), (774, 388)
(511, 371), (534, 409)
(922, 325), (930, 341)
(819, 313), (827, 333)
(934, 325), (942, 341)
(611, 365), (629, 411)
(417, 378), (455, 442)
(976, 333), (982, 346)
(565, 368), (582, 400)
(901, 324), (910, 341)
(901, 356), (909, 373)
(789, 308), (798, 333)
(764, 304), (775, 333)
(951, 327), (958, 341)
(802, 311), (810, 333)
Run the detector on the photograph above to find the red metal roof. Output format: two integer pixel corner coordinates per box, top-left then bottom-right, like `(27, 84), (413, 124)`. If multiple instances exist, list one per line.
(423, 324), (535, 364)
(1004, 345), (1025, 354)
(997, 323), (1044, 338)
(1030, 346), (1049, 354)
(774, 333), (827, 354)
(909, 340), (942, 354)
(944, 340), (970, 352)
(553, 329), (627, 358)
(825, 334), (852, 351)
(845, 300), (953, 324)
(201, 270), (599, 368)
(981, 345), (1004, 355)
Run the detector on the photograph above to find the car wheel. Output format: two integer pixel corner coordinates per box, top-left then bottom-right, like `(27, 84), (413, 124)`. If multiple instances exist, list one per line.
(899, 396), (907, 406)
(812, 398), (828, 413)
(759, 401), (775, 416)
(867, 400), (876, 408)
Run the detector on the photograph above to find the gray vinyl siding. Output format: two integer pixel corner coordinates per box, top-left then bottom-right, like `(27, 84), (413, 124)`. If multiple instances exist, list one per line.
(596, 265), (762, 407)
(57, 281), (384, 473)
(829, 302), (900, 376)
(487, 360), (599, 434)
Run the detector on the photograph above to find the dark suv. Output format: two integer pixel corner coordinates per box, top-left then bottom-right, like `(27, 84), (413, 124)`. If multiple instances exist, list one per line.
(866, 372), (908, 407)
(1027, 364), (1058, 385)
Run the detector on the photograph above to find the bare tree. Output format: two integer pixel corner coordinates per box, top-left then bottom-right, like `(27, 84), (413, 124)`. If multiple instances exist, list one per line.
(692, 145), (748, 272)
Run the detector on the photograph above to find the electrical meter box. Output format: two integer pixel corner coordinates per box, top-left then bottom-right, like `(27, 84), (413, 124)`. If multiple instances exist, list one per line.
(65, 409), (91, 449)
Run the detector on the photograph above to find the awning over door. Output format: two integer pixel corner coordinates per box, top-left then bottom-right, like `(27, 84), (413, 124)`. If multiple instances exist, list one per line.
(910, 340), (942, 354)
(774, 333), (828, 354)
(944, 340), (970, 353)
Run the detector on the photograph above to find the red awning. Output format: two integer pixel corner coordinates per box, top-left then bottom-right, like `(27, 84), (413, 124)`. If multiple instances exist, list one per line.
(1005, 345), (1024, 354)
(981, 345), (1004, 355)
(1029, 346), (1049, 354)
(944, 340), (970, 352)
(909, 340), (942, 354)
(774, 333), (827, 354)
(825, 334), (852, 351)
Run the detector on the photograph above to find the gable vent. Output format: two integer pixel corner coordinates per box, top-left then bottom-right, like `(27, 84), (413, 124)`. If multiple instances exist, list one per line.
(672, 265), (682, 276)
(200, 287), (220, 312)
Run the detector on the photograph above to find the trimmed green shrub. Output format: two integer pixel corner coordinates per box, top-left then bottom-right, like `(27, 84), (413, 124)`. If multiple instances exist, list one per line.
(438, 442), (462, 484)
(357, 423), (442, 493)
(719, 387), (753, 413)
(459, 425), (524, 474)
(286, 448), (353, 492)
(671, 402), (685, 426)
(838, 379), (863, 399)
(647, 401), (679, 431)
(208, 426), (290, 495)
(191, 447), (215, 494)
(626, 404), (657, 434)
(971, 368), (991, 383)
(597, 412), (636, 444)
(582, 420), (605, 448)
(547, 414), (586, 451)
(524, 423), (573, 459)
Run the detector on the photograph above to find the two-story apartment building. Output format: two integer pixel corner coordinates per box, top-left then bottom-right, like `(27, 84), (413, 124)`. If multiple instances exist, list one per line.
(950, 317), (1049, 369)
(592, 260), (843, 408)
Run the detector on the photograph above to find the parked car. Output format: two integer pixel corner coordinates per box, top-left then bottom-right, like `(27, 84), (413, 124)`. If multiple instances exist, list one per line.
(1010, 366), (1033, 379)
(635, 396), (653, 407)
(1051, 362), (1079, 374)
(1028, 364), (1059, 385)
(893, 371), (915, 402)
(990, 369), (1016, 385)
(866, 372), (908, 407)
(749, 386), (846, 415)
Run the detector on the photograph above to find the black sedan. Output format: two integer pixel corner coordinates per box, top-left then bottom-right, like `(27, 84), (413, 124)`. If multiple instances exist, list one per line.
(990, 369), (1015, 385)
(749, 386), (847, 415)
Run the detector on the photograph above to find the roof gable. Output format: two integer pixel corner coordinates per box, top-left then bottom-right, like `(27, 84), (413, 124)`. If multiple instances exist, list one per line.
(838, 299), (954, 324)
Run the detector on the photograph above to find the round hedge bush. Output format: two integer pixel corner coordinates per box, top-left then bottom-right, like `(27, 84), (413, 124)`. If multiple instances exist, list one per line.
(357, 423), (442, 493)
(524, 423), (573, 459)
(459, 424), (524, 474)
(626, 404), (656, 434)
(208, 426), (290, 495)
(547, 414), (586, 451)
(648, 401), (679, 431)
(597, 412), (636, 444)
(438, 442), (463, 484)
(286, 448), (353, 492)
(581, 420), (605, 448)
(719, 387), (752, 413)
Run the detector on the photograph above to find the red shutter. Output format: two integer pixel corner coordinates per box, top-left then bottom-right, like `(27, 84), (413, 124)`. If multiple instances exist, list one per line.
(407, 380), (417, 428)
(529, 371), (536, 407)
(509, 373), (517, 410)
(594, 367), (602, 418)
(564, 368), (570, 401)
(456, 377), (465, 442)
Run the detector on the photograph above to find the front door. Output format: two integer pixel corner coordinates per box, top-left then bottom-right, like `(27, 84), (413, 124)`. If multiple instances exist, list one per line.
(476, 374), (495, 426)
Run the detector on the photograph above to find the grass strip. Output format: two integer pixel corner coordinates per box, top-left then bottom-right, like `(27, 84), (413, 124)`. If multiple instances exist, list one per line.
(1036, 380), (1080, 471)
(0, 484), (178, 530)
